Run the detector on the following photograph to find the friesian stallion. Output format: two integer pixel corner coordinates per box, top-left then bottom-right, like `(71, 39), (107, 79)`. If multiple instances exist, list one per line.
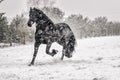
(27, 7), (76, 66)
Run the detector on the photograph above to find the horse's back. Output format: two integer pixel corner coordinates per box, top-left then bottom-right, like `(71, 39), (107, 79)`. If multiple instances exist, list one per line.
(55, 23), (71, 30)
(55, 23), (73, 37)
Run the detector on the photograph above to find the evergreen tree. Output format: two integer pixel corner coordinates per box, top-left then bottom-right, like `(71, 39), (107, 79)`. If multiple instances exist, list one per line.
(0, 13), (8, 43)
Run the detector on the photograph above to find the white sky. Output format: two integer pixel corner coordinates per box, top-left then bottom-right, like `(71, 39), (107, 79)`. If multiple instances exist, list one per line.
(0, 0), (120, 21)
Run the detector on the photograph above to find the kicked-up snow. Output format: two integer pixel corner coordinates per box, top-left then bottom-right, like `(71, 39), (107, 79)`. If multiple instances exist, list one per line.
(0, 36), (120, 80)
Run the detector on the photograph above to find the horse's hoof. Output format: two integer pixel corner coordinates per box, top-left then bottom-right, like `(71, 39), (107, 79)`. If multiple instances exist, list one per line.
(51, 53), (55, 57)
(28, 63), (34, 66)
(28, 64), (31, 66)
(52, 49), (58, 55)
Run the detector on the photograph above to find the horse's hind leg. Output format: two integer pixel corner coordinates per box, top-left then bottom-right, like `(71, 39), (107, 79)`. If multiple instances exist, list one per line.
(29, 42), (41, 66)
(61, 50), (65, 60)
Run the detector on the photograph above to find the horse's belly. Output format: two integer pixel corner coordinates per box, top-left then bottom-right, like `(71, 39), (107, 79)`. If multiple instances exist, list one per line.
(35, 35), (49, 44)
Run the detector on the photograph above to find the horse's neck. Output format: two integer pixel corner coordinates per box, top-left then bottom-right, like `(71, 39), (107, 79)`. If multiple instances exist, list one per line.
(36, 19), (53, 32)
(41, 13), (54, 25)
(35, 12), (55, 33)
(36, 15), (55, 29)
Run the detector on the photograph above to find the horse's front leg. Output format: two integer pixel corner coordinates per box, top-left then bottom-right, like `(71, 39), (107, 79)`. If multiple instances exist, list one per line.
(29, 42), (41, 66)
(46, 43), (57, 56)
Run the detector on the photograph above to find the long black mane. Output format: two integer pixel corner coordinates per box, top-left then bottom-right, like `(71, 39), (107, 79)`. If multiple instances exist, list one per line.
(35, 8), (54, 25)
(27, 7), (76, 66)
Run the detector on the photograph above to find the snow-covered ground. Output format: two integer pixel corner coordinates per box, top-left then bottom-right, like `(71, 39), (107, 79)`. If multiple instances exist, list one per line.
(0, 36), (120, 80)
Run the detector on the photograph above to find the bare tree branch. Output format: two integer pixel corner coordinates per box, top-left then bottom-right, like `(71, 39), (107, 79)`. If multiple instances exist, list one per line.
(27, 0), (56, 8)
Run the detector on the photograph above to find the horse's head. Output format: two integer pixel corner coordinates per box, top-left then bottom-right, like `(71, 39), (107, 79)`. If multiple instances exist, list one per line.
(27, 7), (43, 27)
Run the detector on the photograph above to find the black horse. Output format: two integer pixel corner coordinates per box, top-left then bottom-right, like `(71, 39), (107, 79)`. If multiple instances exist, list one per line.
(27, 7), (76, 66)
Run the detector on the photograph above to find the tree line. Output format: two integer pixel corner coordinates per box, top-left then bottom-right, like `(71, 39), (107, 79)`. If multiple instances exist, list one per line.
(0, 0), (120, 47)
(65, 15), (120, 38)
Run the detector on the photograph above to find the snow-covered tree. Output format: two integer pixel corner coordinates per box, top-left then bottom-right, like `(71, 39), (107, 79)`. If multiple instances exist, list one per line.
(42, 7), (64, 23)
(92, 17), (108, 37)
(27, 0), (56, 9)
(10, 14), (30, 44)
(0, 13), (8, 43)
(65, 14), (91, 38)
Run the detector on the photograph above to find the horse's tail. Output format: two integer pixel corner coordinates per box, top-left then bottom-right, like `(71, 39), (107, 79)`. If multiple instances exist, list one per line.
(65, 34), (77, 58)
